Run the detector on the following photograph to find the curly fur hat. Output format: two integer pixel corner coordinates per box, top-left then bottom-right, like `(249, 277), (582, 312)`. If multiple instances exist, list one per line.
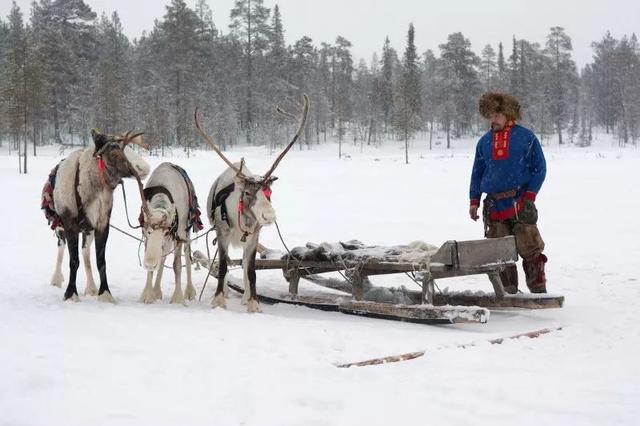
(478, 92), (522, 121)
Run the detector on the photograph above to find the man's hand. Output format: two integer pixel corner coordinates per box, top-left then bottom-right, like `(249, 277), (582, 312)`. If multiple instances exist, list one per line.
(469, 205), (479, 221)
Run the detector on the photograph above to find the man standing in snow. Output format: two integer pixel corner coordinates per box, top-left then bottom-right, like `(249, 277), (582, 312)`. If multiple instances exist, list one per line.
(468, 92), (548, 294)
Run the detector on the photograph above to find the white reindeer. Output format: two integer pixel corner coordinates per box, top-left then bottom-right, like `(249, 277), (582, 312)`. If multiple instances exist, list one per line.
(138, 162), (202, 305)
(195, 94), (309, 313)
(43, 130), (150, 302)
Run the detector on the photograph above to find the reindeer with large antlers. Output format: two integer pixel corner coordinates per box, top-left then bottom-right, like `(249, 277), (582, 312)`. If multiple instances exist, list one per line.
(195, 94), (309, 313)
(42, 129), (150, 302)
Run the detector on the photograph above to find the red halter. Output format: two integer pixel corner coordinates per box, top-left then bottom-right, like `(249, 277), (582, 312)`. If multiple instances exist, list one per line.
(262, 187), (272, 201)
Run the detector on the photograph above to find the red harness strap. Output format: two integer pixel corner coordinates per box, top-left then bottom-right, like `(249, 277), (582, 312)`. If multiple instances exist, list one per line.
(236, 186), (273, 242)
(262, 187), (272, 201)
(96, 157), (113, 190)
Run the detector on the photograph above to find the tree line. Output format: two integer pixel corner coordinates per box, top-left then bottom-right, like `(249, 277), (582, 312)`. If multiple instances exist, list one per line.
(1, 0), (639, 172)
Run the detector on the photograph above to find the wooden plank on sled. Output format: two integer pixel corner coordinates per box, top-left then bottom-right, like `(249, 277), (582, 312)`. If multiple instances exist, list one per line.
(244, 258), (429, 273)
(435, 292), (564, 309)
(400, 290), (564, 309)
(339, 301), (489, 324)
(242, 237), (517, 274)
(431, 236), (518, 267)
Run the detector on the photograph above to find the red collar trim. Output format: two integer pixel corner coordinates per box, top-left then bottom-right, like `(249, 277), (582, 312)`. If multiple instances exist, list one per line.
(492, 121), (515, 160)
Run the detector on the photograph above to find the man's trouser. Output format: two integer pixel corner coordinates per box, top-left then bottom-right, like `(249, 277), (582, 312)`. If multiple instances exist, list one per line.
(483, 198), (546, 293)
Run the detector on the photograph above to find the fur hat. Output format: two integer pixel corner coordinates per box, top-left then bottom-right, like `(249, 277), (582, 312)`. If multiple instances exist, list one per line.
(478, 92), (522, 121)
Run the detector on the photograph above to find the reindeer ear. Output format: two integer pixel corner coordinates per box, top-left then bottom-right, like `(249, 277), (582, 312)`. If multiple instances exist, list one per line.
(91, 128), (108, 154)
(233, 174), (245, 186)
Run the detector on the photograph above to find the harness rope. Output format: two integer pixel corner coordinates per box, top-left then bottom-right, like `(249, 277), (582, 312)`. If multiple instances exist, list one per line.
(114, 172), (433, 302)
(111, 182), (216, 268)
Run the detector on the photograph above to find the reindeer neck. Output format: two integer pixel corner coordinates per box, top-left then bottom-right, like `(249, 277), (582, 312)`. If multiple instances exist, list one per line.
(77, 151), (110, 199)
(75, 149), (116, 232)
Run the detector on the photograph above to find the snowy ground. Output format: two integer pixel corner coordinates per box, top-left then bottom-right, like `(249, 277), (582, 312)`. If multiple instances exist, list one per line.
(1, 132), (639, 426)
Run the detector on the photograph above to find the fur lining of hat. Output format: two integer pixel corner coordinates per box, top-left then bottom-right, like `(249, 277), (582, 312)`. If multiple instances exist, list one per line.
(478, 92), (522, 121)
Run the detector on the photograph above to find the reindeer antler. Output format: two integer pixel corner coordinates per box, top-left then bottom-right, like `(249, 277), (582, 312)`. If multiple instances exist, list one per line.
(134, 171), (152, 220)
(262, 94), (310, 183)
(116, 131), (149, 150)
(194, 108), (250, 180)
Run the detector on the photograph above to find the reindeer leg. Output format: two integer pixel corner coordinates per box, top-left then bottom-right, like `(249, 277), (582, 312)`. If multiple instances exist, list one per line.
(212, 245), (227, 309)
(170, 241), (186, 305)
(50, 228), (65, 287)
(241, 250), (250, 306)
(95, 226), (115, 303)
(245, 242), (260, 313)
(139, 270), (156, 303)
(184, 242), (196, 301)
(82, 231), (98, 296)
(63, 230), (80, 301)
(153, 255), (166, 300)
(223, 273), (230, 298)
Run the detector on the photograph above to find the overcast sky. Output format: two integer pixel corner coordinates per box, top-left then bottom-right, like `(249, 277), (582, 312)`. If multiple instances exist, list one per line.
(2, 0), (638, 68)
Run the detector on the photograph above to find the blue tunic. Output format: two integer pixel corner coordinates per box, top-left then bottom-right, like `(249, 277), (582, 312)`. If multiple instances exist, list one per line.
(469, 124), (546, 220)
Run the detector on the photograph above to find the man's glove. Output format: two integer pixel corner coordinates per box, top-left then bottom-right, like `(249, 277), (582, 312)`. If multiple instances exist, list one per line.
(469, 205), (479, 221)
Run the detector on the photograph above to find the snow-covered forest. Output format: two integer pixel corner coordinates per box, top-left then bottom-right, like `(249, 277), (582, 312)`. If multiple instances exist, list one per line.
(3, 2), (640, 425)
(1, 0), (639, 173)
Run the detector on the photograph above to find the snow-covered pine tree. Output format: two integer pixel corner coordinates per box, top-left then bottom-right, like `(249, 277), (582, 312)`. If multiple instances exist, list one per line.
(94, 12), (132, 135)
(380, 36), (396, 134)
(496, 42), (507, 91)
(159, 0), (207, 156)
(4, 1), (27, 171)
(590, 32), (620, 134)
(509, 35), (519, 98)
(394, 23), (421, 164)
(543, 26), (579, 145)
(420, 49), (439, 149)
(438, 32), (481, 139)
(31, 0), (96, 144)
(230, 0), (271, 145)
(481, 44), (496, 92)
(333, 36), (354, 158)
(614, 35), (640, 145)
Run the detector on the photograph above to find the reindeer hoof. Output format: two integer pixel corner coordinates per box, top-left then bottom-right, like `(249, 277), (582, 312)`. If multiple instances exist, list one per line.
(185, 284), (196, 301)
(51, 273), (64, 287)
(139, 290), (156, 304)
(247, 299), (261, 313)
(212, 293), (227, 309)
(98, 291), (116, 304)
(64, 293), (80, 302)
(170, 292), (186, 305)
(153, 288), (163, 301)
(84, 284), (98, 296)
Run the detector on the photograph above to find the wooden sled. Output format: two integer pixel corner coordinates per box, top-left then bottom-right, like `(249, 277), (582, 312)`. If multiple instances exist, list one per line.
(195, 236), (564, 325)
(226, 280), (490, 324)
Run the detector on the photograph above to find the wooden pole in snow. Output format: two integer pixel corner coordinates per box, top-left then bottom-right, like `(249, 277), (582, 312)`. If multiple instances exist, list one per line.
(335, 327), (562, 368)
